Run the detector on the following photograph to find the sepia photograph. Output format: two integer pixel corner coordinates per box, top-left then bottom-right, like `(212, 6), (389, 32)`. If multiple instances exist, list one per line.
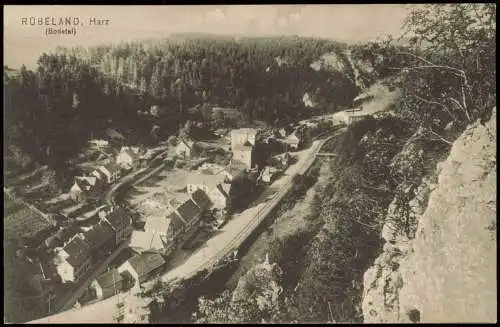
(3, 4), (496, 324)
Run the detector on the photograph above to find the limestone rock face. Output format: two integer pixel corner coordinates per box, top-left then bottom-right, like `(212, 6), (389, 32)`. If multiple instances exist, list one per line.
(362, 107), (497, 323)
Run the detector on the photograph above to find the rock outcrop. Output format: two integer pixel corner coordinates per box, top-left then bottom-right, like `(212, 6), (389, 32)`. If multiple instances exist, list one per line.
(362, 108), (497, 323)
(232, 253), (283, 312)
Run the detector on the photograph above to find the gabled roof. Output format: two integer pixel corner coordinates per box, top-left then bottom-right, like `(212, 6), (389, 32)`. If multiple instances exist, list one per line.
(221, 183), (232, 196)
(104, 207), (131, 232)
(231, 128), (259, 135)
(286, 133), (301, 142)
(129, 231), (165, 251)
(63, 235), (92, 268)
(83, 222), (115, 251)
(94, 268), (123, 294)
(127, 252), (166, 278)
(191, 189), (212, 209)
(233, 144), (253, 151)
(186, 172), (226, 190)
(91, 169), (106, 180)
(176, 199), (201, 224)
(70, 181), (84, 193)
(76, 176), (97, 187)
(166, 211), (186, 237)
(144, 216), (171, 234)
(212, 184), (230, 198)
(103, 162), (121, 174)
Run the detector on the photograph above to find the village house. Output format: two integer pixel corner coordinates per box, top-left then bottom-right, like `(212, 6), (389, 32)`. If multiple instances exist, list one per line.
(82, 221), (116, 263)
(175, 199), (202, 230)
(165, 211), (187, 243)
(98, 162), (122, 184)
(89, 268), (124, 301)
(232, 144), (254, 169)
(89, 139), (109, 150)
(116, 147), (140, 170)
(259, 166), (280, 183)
(90, 169), (106, 184)
(117, 252), (167, 286)
(129, 230), (167, 254)
(186, 172), (226, 196)
(302, 92), (318, 108)
(186, 173), (231, 210)
(175, 138), (195, 158)
(143, 214), (171, 236)
(69, 180), (86, 202)
(278, 125), (295, 138)
(284, 132), (302, 150)
(209, 184), (231, 210)
(101, 207), (133, 245)
(230, 128), (260, 150)
(190, 188), (213, 211)
(54, 234), (92, 284)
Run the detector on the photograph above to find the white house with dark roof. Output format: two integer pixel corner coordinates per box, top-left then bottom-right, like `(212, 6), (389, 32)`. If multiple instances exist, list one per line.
(175, 138), (195, 158)
(186, 172), (231, 210)
(89, 268), (123, 300)
(69, 180), (85, 202)
(284, 132), (302, 150)
(116, 147), (140, 170)
(101, 207), (133, 245)
(98, 162), (121, 184)
(54, 234), (92, 283)
(186, 172), (226, 195)
(117, 252), (166, 286)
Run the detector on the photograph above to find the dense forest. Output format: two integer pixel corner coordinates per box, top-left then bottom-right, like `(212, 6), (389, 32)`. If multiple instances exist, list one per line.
(4, 35), (381, 178)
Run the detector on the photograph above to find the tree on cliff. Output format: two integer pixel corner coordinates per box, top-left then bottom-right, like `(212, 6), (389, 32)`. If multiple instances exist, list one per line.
(387, 4), (496, 141)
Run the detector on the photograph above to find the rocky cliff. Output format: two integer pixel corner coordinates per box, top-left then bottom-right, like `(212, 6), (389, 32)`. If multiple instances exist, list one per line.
(362, 108), (497, 323)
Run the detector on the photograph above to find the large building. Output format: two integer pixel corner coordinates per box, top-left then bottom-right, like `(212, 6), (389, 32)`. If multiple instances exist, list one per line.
(230, 128), (260, 150)
(232, 144), (254, 168)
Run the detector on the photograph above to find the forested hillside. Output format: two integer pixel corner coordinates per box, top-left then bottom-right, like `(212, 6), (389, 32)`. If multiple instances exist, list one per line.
(5, 35), (393, 181)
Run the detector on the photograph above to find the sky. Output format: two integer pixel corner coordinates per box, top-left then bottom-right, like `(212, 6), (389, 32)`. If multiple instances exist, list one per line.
(4, 5), (412, 69)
